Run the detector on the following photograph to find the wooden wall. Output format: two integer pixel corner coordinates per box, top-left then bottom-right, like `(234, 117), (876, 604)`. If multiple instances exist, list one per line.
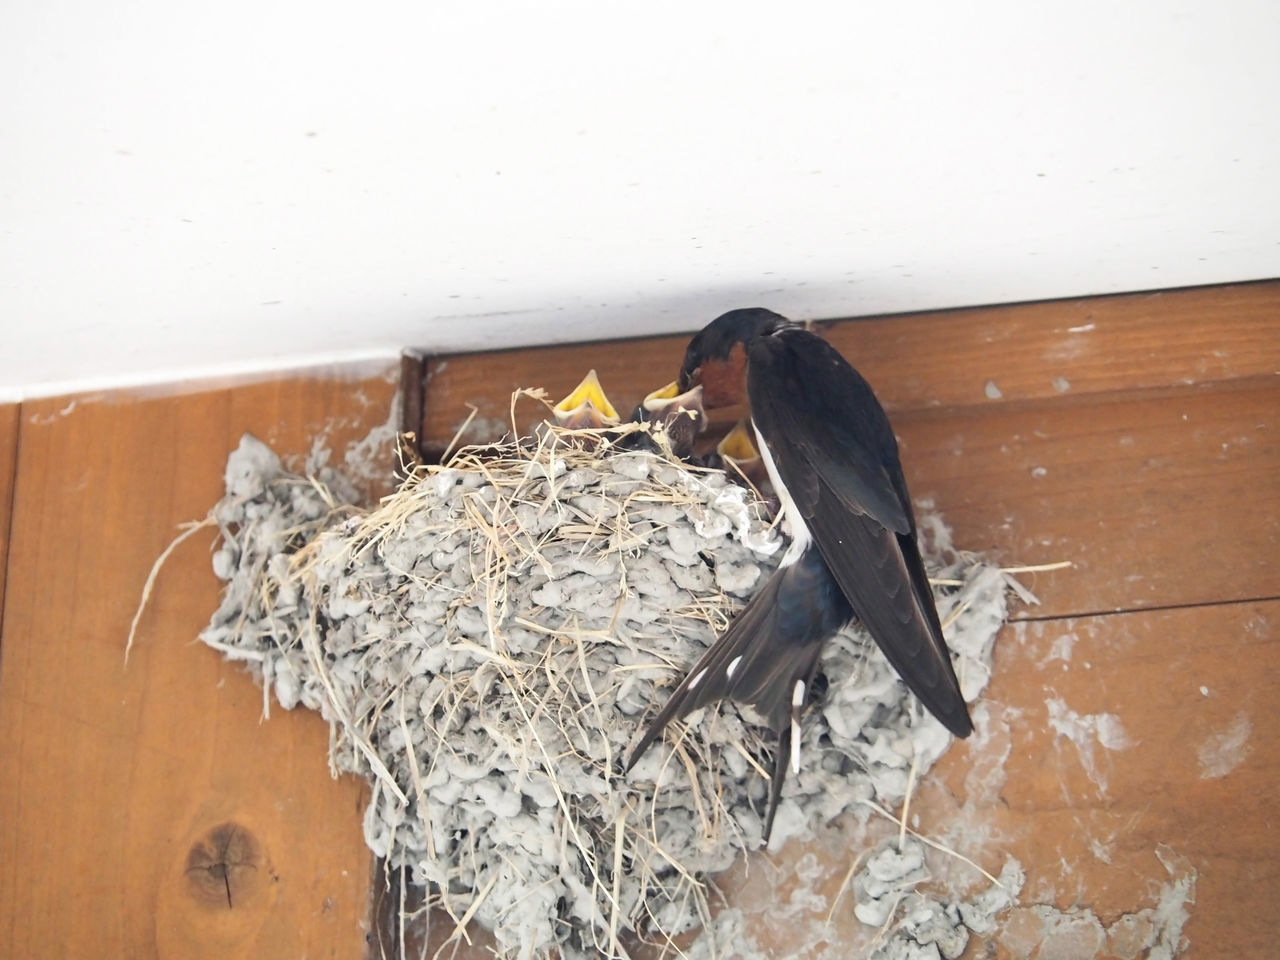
(0, 368), (398, 959)
(1, 281), (1276, 958)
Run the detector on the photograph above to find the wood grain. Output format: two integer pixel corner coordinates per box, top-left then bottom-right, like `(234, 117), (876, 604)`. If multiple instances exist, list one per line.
(896, 376), (1280, 618)
(418, 281), (1280, 454)
(0, 365), (398, 960)
(0, 404), (17, 638)
(716, 599), (1280, 959)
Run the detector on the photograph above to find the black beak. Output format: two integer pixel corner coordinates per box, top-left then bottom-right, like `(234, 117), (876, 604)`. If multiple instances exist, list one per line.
(677, 358), (701, 393)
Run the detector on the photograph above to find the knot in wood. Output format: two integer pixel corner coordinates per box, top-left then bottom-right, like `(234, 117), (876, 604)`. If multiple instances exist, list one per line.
(184, 821), (262, 909)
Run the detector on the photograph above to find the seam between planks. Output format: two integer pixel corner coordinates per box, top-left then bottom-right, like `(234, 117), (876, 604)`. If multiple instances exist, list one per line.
(1009, 593), (1280, 624)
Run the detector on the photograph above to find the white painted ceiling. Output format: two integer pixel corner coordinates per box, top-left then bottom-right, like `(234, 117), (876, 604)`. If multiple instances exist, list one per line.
(2, 1), (1278, 399)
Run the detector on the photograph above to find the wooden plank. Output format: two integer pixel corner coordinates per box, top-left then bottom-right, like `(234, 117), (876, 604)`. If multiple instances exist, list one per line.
(716, 599), (1280, 959)
(896, 376), (1280, 618)
(418, 281), (1280, 453)
(0, 404), (17, 639)
(429, 364), (1278, 621)
(0, 364), (398, 960)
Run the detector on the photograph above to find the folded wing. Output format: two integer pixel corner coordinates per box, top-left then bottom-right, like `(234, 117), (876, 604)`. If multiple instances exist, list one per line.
(747, 332), (972, 737)
(626, 547), (851, 840)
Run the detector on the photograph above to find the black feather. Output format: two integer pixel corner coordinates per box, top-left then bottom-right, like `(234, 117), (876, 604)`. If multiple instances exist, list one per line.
(629, 308), (972, 849)
(625, 547), (851, 840)
(746, 328), (972, 737)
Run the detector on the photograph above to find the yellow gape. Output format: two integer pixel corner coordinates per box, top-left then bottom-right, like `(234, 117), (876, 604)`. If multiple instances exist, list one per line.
(551, 369), (619, 428)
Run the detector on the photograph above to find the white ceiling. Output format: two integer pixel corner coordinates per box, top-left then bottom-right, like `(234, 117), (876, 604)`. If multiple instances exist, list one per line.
(2, 1), (1278, 400)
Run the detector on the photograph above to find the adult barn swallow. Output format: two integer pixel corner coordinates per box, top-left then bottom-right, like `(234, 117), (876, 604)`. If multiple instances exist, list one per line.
(626, 308), (972, 842)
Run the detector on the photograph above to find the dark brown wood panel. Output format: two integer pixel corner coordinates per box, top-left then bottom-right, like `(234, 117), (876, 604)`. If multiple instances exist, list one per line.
(0, 365), (398, 960)
(419, 281), (1280, 453)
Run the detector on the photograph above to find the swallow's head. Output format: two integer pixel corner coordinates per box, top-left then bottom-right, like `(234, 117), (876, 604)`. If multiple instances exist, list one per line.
(678, 308), (792, 407)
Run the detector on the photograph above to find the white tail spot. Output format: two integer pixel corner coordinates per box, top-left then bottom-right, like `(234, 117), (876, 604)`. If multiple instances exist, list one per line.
(789, 680), (806, 773)
(726, 656), (742, 679)
(688, 667), (708, 691)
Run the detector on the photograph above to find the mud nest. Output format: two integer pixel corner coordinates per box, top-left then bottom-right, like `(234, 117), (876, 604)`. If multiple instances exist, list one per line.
(200, 423), (1013, 959)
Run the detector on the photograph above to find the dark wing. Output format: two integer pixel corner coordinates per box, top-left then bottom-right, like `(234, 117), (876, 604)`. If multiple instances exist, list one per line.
(747, 330), (973, 737)
(626, 547), (852, 841)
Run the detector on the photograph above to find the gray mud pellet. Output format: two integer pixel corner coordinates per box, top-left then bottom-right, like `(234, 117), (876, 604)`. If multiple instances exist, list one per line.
(666, 523), (699, 557)
(612, 454), (651, 480)
(669, 561), (714, 592)
(531, 581), (564, 607)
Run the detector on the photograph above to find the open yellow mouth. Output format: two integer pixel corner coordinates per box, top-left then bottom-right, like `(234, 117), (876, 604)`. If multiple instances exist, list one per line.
(642, 380), (681, 406)
(641, 380), (703, 414)
(716, 420), (759, 463)
(553, 369), (619, 425)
